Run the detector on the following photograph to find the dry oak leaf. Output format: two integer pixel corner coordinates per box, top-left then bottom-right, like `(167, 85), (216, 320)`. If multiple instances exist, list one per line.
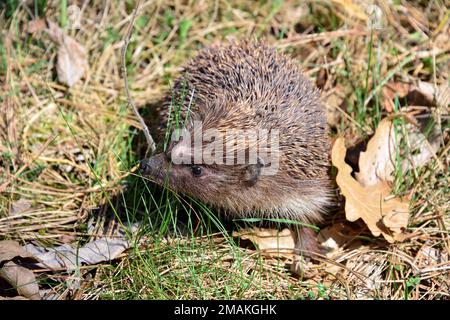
(232, 227), (295, 258)
(355, 118), (396, 186)
(44, 19), (89, 87)
(355, 118), (440, 187)
(332, 137), (409, 243)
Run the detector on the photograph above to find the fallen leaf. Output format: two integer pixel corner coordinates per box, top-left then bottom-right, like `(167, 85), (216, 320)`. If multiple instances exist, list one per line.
(24, 237), (130, 270)
(355, 119), (395, 186)
(412, 81), (449, 108)
(0, 261), (40, 300)
(417, 245), (443, 266)
(343, 251), (387, 296)
(356, 118), (440, 187)
(382, 81), (450, 112)
(332, 137), (409, 243)
(403, 122), (441, 173)
(435, 83), (450, 111)
(28, 19), (47, 34)
(44, 19), (89, 87)
(0, 240), (40, 300)
(10, 199), (32, 216)
(382, 82), (411, 112)
(318, 222), (363, 252)
(232, 227), (295, 258)
(0, 240), (37, 262)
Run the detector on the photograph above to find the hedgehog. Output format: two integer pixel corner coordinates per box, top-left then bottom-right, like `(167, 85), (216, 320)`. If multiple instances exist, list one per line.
(140, 40), (332, 270)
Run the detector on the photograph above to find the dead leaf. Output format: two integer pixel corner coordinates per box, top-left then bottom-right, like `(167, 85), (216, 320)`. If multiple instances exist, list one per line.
(382, 82), (411, 112)
(0, 240), (40, 300)
(403, 122), (441, 173)
(382, 80), (450, 112)
(0, 240), (37, 262)
(28, 19), (47, 34)
(410, 81), (449, 108)
(318, 222), (363, 252)
(435, 83), (450, 111)
(0, 261), (40, 300)
(355, 119), (395, 186)
(232, 227), (295, 258)
(44, 19), (89, 87)
(356, 118), (440, 187)
(332, 137), (409, 243)
(24, 237), (130, 270)
(10, 199), (32, 216)
(0, 295), (28, 300)
(417, 245), (444, 266)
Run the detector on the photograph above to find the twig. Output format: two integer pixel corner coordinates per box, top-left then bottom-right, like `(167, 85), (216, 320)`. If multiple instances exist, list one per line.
(121, 0), (155, 157)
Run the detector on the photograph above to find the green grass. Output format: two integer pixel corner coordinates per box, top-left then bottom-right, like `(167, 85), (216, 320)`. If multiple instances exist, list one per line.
(60, 0), (67, 29)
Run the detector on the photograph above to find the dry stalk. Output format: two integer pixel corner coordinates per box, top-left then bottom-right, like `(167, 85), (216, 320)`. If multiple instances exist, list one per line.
(121, 0), (155, 157)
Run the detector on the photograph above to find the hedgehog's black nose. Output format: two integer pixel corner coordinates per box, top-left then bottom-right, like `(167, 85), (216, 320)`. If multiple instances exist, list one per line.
(139, 154), (165, 176)
(139, 159), (150, 175)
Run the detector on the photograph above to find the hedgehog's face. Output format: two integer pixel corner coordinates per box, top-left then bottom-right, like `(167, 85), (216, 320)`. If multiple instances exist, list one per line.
(139, 142), (267, 208)
(139, 152), (225, 200)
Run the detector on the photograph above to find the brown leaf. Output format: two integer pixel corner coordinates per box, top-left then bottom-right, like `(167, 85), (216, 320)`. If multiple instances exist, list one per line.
(382, 81), (449, 112)
(232, 227), (295, 258)
(0, 240), (37, 262)
(332, 137), (409, 243)
(435, 83), (450, 111)
(28, 19), (47, 34)
(356, 118), (440, 187)
(0, 261), (40, 300)
(10, 199), (32, 216)
(381, 82), (411, 112)
(355, 118), (396, 186)
(44, 19), (89, 87)
(24, 237), (130, 269)
(0, 241), (40, 300)
(318, 222), (363, 252)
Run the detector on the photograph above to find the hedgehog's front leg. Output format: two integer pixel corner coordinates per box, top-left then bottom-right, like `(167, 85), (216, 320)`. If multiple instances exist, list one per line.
(290, 226), (326, 276)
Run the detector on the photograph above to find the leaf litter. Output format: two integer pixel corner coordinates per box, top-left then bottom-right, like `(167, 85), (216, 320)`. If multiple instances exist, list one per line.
(0, 240), (40, 300)
(0, 223), (137, 299)
(332, 136), (409, 243)
(28, 18), (89, 87)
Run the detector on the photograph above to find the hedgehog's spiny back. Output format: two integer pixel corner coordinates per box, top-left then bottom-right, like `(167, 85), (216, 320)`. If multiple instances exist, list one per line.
(166, 41), (330, 179)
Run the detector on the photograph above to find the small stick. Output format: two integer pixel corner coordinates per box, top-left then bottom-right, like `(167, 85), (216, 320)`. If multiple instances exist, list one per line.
(121, 0), (155, 157)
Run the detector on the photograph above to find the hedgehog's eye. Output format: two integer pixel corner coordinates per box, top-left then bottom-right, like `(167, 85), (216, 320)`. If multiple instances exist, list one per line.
(191, 166), (203, 177)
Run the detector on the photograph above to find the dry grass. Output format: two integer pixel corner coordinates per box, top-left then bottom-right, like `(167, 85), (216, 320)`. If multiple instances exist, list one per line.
(0, 0), (448, 299)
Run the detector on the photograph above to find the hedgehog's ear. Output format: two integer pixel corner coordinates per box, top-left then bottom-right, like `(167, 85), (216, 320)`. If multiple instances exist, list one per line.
(243, 157), (264, 186)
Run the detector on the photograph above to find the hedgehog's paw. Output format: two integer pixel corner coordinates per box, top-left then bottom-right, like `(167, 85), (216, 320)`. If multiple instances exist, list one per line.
(290, 255), (317, 278)
(290, 226), (326, 277)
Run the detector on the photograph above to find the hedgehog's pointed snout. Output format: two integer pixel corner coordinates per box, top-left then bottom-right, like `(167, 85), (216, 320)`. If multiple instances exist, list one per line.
(138, 159), (150, 175)
(139, 153), (165, 176)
